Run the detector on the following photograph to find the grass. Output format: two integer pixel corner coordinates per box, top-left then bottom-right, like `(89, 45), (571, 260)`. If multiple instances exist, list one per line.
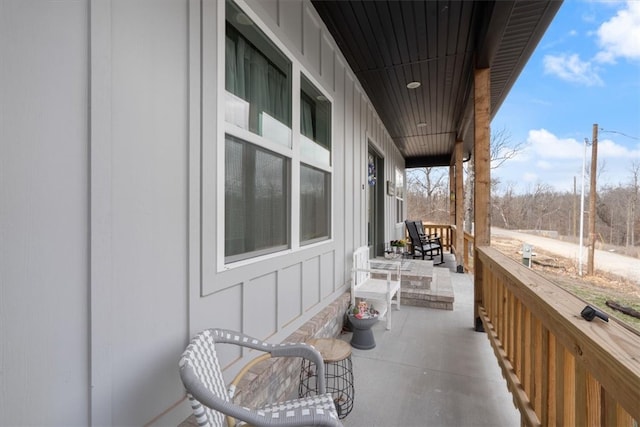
(568, 285), (640, 330)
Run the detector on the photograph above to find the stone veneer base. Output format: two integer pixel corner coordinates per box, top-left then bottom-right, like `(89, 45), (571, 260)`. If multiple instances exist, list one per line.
(400, 267), (454, 310)
(232, 293), (351, 409)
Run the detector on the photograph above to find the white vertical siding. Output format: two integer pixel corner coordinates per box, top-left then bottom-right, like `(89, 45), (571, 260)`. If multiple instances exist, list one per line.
(0, 0), (405, 425)
(302, 257), (321, 311)
(107, 1), (190, 424)
(321, 35), (335, 91)
(0, 1), (90, 425)
(279, 264), (303, 326)
(320, 251), (336, 298)
(302, 5), (322, 71)
(344, 74), (356, 258)
(245, 273), (278, 337)
(353, 86), (363, 246)
(334, 57), (347, 286)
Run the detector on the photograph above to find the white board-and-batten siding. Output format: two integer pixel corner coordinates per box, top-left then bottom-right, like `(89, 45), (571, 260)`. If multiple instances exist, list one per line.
(0, 0), (405, 425)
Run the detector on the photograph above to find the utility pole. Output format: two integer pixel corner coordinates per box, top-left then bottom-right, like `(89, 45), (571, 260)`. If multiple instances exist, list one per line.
(587, 124), (598, 276)
(579, 139), (587, 276)
(573, 176), (577, 238)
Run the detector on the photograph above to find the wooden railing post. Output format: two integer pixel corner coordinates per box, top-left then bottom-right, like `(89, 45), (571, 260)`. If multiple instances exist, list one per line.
(474, 67), (491, 331)
(454, 139), (464, 273)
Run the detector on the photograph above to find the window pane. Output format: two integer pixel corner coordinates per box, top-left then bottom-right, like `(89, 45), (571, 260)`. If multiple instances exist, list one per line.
(300, 74), (331, 165)
(225, 135), (289, 261)
(225, 0), (292, 147)
(395, 168), (404, 222)
(300, 164), (331, 243)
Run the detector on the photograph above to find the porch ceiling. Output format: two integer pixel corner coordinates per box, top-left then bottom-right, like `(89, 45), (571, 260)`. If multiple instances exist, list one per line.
(311, 0), (562, 167)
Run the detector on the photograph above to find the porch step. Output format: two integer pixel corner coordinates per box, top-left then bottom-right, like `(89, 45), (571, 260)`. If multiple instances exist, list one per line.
(401, 266), (454, 310)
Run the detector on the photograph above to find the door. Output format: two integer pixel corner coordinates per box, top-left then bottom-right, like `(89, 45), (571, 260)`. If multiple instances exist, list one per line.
(367, 147), (385, 257)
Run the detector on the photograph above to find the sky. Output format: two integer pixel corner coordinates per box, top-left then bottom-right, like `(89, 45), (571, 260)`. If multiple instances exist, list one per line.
(491, 0), (640, 194)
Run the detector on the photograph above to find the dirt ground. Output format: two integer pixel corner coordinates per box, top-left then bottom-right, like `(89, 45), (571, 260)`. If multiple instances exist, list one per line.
(491, 236), (640, 331)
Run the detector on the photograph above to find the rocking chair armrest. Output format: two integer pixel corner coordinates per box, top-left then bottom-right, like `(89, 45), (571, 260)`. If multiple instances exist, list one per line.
(418, 233), (441, 245)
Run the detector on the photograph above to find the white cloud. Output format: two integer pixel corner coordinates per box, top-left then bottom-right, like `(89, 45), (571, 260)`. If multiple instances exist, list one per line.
(595, 1), (640, 63)
(491, 129), (640, 192)
(528, 129), (585, 159)
(598, 138), (640, 158)
(543, 53), (603, 86)
(536, 160), (553, 170)
(528, 129), (639, 160)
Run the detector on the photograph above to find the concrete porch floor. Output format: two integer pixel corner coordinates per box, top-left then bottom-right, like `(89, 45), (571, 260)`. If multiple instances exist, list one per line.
(339, 254), (521, 426)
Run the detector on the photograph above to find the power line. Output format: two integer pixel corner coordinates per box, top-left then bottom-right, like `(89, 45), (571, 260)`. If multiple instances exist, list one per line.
(599, 128), (640, 141)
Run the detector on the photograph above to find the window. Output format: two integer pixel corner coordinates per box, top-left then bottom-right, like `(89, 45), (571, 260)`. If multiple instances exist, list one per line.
(300, 164), (331, 244)
(224, 0), (292, 263)
(300, 75), (331, 166)
(225, 0), (291, 147)
(300, 74), (332, 244)
(396, 168), (404, 222)
(222, 0), (332, 263)
(225, 135), (290, 262)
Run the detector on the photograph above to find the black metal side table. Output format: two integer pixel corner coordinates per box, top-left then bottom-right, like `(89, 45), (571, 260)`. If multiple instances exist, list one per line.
(298, 338), (354, 419)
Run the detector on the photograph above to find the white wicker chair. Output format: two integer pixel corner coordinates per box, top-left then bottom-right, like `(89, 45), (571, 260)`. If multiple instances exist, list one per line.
(179, 328), (343, 427)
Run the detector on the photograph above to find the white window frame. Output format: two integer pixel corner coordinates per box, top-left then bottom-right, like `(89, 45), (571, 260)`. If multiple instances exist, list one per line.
(214, 0), (334, 272)
(395, 167), (404, 224)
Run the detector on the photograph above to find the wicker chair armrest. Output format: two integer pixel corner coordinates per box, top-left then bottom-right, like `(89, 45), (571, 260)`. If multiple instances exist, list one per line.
(180, 363), (340, 427)
(210, 329), (328, 394)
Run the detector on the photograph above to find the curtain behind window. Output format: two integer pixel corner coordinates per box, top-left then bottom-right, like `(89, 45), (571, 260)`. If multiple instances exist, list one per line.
(301, 95), (314, 139)
(226, 24), (290, 133)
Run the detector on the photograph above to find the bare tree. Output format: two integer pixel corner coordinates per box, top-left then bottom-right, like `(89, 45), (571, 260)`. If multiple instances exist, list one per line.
(465, 127), (524, 232)
(408, 127), (525, 231)
(407, 167), (448, 199)
(407, 167), (449, 223)
(492, 181), (516, 228)
(490, 127), (525, 169)
(628, 162), (640, 246)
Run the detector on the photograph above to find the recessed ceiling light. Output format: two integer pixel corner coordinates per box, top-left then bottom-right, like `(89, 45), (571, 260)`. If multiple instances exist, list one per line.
(406, 81), (421, 89)
(417, 122), (428, 128)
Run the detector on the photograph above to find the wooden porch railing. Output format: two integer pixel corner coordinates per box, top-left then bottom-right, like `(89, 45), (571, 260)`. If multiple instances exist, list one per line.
(420, 223), (452, 252)
(477, 246), (640, 426)
(463, 231), (474, 272)
(449, 225), (475, 272)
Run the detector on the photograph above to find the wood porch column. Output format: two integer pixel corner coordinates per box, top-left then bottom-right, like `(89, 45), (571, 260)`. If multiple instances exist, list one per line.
(474, 67), (491, 331)
(449, 159), (455, 231)
(454, 139), (464, 272)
